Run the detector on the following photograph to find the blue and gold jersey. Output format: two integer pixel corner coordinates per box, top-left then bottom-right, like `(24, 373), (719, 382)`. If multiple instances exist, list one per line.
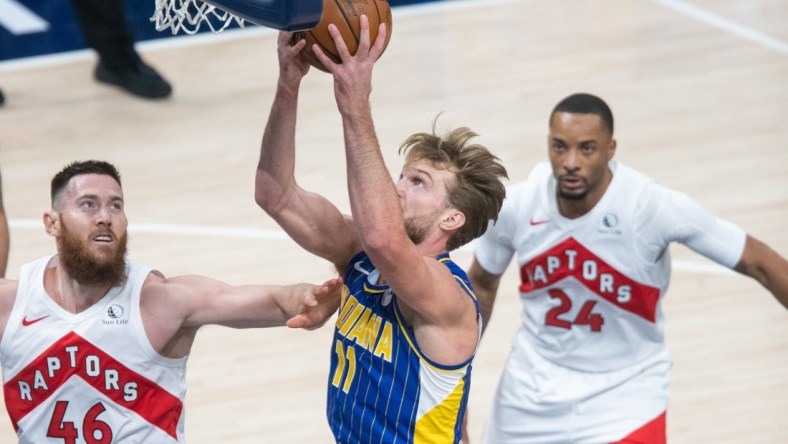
(327, 251), (479, 444)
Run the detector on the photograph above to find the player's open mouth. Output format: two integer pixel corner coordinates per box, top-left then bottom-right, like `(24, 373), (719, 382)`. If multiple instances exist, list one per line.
(560, 176), (583, 189)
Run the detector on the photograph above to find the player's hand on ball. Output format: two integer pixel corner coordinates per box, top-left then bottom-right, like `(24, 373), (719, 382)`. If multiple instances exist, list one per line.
(277, 31), (311, 83)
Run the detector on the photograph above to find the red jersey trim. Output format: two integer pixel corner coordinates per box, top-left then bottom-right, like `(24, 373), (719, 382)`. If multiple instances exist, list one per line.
(3, 331), (182, 438)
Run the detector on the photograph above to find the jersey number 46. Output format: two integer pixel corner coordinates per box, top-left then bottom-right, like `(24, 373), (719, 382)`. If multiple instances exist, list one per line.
(47, 400), (113, 444)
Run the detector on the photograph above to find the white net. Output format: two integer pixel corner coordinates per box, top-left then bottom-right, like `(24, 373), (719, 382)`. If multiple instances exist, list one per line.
(152, 0), (247, 35)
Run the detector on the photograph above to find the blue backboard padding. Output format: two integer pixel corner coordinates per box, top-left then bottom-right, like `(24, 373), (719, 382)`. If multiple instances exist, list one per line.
(0, 0), (438, 61)
(203, 0), (321, 31)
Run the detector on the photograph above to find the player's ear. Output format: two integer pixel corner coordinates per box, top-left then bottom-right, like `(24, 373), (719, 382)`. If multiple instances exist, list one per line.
(607, 138), (617, 160)
(43, 211), (60, 237)
(441, 209), (465, 232)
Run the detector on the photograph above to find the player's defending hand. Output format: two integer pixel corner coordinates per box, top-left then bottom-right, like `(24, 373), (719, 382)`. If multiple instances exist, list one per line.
(286, 277), (345, 330)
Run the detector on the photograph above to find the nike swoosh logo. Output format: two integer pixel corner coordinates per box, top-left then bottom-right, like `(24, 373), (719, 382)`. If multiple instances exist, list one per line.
(354, 260), (371, 276)
(22, 315), (50, 326)
(529, 217), (549, 226)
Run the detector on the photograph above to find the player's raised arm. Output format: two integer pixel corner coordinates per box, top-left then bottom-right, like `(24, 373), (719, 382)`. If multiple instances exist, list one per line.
(317, 16), (506, 364)
(256, 32), (359, 270)
(316, 18), (461, 321)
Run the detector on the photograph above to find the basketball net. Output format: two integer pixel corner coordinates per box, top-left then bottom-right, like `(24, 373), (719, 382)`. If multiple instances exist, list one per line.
(152, 0), (246, 35)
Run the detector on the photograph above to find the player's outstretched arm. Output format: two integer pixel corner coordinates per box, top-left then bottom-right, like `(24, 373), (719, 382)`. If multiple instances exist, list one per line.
(734, 235), (788, 308)
(143, 274), (343, 331)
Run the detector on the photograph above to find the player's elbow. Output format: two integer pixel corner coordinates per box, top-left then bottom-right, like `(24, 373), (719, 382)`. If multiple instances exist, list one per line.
(361, 233), (394, 255)
(254, 173), (287, 216)
(360, 229), (401, 259)
(254, 186), (274, 213)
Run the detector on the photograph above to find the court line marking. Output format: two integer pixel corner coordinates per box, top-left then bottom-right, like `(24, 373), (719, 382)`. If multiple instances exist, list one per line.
(9, 218), (290, 240)
(652, 0), (788, 56)
(8, 218), (735, 276)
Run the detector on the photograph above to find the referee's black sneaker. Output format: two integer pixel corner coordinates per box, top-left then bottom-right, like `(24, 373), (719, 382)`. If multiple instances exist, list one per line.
(95, 60), (172, 99)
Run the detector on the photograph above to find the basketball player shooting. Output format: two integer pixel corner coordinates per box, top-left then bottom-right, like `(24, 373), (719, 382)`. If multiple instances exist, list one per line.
(256, 16), (508, 443)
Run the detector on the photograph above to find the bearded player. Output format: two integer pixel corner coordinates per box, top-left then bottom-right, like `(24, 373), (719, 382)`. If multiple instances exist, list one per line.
(0, 160), (342, 442)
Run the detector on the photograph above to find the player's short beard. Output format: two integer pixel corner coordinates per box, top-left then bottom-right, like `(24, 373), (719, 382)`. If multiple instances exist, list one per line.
(557, 188), (589, 201)
(58, 220), (128, 287)
(404, 214), (431, 245)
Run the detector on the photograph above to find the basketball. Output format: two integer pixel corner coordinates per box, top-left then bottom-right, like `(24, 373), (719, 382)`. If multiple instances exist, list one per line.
(290, 0), (393, 72)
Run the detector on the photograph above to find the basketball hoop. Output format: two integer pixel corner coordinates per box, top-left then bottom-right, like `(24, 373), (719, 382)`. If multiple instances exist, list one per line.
(152, 0), (324, 35)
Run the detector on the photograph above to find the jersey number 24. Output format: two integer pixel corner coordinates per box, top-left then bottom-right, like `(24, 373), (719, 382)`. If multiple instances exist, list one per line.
(545, 289), (604, 332)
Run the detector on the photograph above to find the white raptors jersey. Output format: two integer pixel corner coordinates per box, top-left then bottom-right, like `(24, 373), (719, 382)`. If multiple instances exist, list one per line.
(1, 256), (188, 443)
(475, 161), (746, 372)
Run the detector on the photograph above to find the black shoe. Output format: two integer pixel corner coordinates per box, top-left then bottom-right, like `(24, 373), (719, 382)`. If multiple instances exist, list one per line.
(95, 61), (172, 99)
(0, 88), (4, 107)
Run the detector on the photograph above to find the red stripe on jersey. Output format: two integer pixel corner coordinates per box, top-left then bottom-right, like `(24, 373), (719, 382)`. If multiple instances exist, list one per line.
(3, 331), (182, 438)
(519, 237), (660, 322)
(611, 411), (666, 444)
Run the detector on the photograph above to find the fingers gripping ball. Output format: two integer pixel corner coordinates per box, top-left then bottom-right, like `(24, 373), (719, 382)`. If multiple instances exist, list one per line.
(291, 0), (393, 72)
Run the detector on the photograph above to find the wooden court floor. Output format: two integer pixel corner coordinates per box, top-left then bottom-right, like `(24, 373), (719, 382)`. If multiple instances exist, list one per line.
(0, 0), (786, 442)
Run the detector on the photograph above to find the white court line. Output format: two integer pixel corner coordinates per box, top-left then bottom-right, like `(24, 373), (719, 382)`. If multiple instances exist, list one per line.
(8, 218), (735, 276)
(652, 0), (788, 57)
(129, 221), (289, 240)
(9, 218), (289, 240)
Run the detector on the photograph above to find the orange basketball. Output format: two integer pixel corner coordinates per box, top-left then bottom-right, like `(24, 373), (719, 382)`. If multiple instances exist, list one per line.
(291, 0), (393, 72)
